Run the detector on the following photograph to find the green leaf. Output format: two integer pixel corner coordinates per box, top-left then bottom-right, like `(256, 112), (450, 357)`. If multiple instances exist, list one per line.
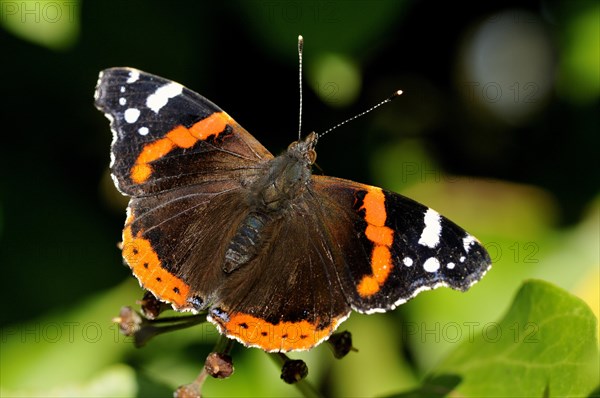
(429, 279), (599, 397)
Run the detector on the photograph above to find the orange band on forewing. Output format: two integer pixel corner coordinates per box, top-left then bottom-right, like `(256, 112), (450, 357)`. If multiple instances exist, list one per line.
(357, 276), (380, 297)
(130, 112), (231, 184)
(359, 186), (387, 226)
(136, 138), (175, 164)
(188, 111), (232, 140)
(371, 245), (392, 281)
(357, 187), (395, 298)
(365, 224), (394, 247)
(130, 164), (153, 184)
(217, 312), (341, 352)
(166, 125), (197, 148)
(122, 221), (189, 308)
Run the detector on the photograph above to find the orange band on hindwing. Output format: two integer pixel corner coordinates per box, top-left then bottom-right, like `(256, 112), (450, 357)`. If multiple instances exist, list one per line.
(121, 216), (190, 308)
(211, 311), (347, 352)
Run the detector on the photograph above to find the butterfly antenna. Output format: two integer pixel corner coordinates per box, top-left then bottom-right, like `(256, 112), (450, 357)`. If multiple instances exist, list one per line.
(317, 90), (403, 141)
(298, 35), (304, 140)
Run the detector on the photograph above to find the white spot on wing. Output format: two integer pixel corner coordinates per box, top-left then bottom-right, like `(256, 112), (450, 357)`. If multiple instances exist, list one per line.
(463, 234), (476, 253)
(403, 257), (413, 267)
(120, 86), (126, 93)
(146, 82), (183, 113)
(423, 257), (440, 273)
(124, 108), (140, 123)
(126, 70), (140, 83)
(353, 242), (492, 315)
(418, 209), (442, 248)
(447, 262), (455, 269)
(119, 97), (126, 106)
(460, 256), (466, 263)
(138, 127), (149, 136)
(108, 114), (118, 168)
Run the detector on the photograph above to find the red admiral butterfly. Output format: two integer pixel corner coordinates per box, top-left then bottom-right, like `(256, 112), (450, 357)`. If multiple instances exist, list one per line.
(95, 48), (491, 352)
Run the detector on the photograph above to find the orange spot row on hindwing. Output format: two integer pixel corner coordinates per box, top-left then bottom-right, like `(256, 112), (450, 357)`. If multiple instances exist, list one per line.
(217, 312), (340, 352)
(130, 112), (232, 184)
(122, 220), (190, 308)
(357, 187), (395, 298)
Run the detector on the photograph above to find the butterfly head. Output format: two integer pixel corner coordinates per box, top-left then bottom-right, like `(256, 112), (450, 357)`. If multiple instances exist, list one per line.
(287, 132), (318, 166)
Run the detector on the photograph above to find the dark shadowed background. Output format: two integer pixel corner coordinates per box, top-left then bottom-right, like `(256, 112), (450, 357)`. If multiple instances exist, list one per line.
(1, 0), (598, 396)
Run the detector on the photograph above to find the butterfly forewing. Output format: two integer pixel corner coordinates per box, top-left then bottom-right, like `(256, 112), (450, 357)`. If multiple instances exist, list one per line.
(311, 176), (491, 313)
(95, 67), (273, 196)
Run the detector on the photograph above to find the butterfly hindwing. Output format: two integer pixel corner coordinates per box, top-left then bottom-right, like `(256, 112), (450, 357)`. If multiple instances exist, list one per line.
(206, 193), (352, 352)
(122, 188), (256, 311)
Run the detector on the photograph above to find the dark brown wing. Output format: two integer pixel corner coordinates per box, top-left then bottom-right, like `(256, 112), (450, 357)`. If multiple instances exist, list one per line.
(95, 68), (274, 310)
(207, 196), (352, 352)
(310, 175), (492, 314)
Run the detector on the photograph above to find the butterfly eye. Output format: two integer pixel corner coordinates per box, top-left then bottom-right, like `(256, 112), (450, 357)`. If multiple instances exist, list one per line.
(307, 149), (317, 165)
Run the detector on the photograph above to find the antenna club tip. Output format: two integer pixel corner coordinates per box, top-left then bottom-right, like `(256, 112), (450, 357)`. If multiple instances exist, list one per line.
(298, 34), (303, 41)
(391, 89), (403, 98)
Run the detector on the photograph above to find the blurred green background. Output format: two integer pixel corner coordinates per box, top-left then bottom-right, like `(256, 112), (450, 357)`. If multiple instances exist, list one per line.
(1, 0), (598, 397)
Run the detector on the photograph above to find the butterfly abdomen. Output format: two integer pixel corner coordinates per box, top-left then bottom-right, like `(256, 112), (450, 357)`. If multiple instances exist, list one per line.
(223, 211), (271, 273)
(221, 137), (316, 274)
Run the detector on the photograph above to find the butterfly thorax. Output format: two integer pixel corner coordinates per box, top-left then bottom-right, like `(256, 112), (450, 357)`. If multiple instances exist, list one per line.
(222, 133), (317, 273)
